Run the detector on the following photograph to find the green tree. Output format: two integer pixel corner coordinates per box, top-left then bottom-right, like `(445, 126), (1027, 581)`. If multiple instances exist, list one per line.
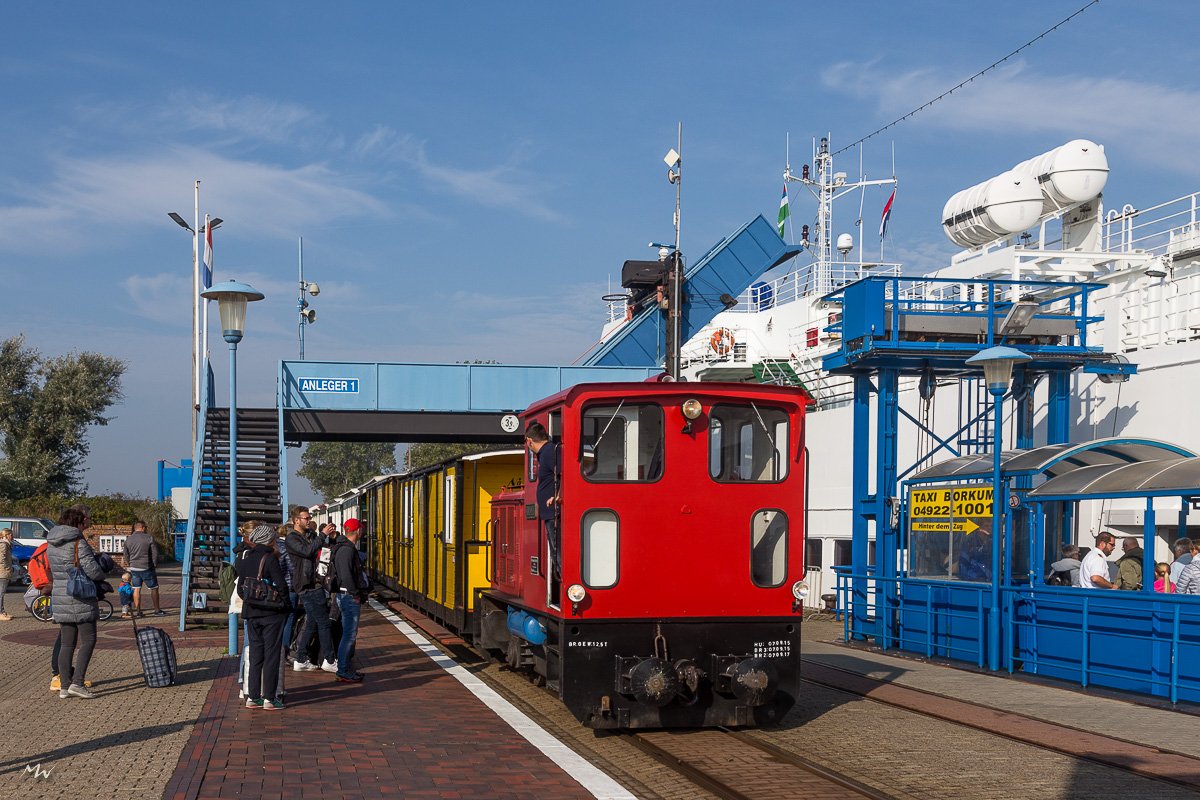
(403, 442), (494, 471)
(298, 441), (398, 501)
(0, 335), (125, 499)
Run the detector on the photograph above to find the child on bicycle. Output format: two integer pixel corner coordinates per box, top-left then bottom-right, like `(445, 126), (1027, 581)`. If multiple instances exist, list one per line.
(118, 572), (134, 618)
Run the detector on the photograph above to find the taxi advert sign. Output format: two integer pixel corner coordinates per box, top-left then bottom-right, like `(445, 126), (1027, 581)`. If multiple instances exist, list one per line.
(909, 485), (993, 533)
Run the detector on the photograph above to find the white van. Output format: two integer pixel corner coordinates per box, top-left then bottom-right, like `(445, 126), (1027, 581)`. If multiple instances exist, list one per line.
(0, 517), (55, 548)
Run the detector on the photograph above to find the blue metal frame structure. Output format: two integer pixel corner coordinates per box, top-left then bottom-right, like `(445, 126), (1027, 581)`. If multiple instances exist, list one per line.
(822, 275), (1136, 660)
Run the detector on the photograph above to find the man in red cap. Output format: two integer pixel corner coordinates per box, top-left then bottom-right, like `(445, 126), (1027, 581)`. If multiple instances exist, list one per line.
(332, 518), (368, 682)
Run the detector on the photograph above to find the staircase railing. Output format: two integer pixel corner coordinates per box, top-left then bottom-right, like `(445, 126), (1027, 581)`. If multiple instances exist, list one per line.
(178, 361), (214, 632)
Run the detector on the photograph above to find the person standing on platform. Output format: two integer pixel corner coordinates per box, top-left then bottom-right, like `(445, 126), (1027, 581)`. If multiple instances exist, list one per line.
(1116, 537), (1145, 590)
(1046, 544), (1082, 586)
(1170, 538), (1195, 585)
(286, 509), (337, 674)
(47, 506), (106, 698)
(332, 518), (368, 683)
(124, 520), (165, 616)
(1176, 553), (1200, 594)
(0, 528), (13, 621)
(525, 422), (561, 582)
(238, 524), (291, 710)
(1155, 563), (1176, 593)
(274, 524), (296, 667)
(1078, 532), (1118, 589)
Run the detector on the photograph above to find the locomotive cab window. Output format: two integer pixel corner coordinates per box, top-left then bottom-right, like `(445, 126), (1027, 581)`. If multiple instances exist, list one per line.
(751, 509), (788, 587)
(709, 404), (789, 482)
(580, 403), (664, 482)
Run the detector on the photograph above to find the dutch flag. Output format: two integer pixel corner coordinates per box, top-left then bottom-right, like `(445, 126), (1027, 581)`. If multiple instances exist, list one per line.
(879, 189), (896, 239)
(202, 214), (213, 290)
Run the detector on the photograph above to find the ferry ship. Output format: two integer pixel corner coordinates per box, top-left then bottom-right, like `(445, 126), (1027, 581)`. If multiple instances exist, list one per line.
(598, 136), (1200, 602)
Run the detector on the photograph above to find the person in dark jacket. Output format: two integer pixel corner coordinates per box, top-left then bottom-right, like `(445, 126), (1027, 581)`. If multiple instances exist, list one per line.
(1116, 537), (1145, 590)
(333, 518), (369, 683)
(47, 507), (106, 699)
(237, 524), (292, 710)
(285, 509), (337, 673)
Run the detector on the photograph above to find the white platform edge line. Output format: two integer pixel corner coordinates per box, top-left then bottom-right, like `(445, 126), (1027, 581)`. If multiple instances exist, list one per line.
(368, 599), (637, 800)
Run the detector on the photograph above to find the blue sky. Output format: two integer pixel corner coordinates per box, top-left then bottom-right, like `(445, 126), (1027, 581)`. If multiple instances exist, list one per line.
(2, 2), (1198, 505)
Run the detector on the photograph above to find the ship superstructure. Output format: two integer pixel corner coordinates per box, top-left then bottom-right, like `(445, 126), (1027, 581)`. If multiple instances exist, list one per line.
(599, 136), (1200, 601)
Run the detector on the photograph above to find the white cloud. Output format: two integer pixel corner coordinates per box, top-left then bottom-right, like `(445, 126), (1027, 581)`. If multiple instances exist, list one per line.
(0, 148), (388, 252)
(162, 90), (323, 146)
(353, 127), (564, 222)
(821, 61), (1200, 174)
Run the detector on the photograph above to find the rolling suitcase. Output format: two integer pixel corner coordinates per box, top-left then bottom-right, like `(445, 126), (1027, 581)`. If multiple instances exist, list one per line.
(131, 614), (177, 688)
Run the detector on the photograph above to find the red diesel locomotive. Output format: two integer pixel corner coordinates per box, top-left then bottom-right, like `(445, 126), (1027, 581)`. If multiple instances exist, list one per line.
(474, 381), (810, 729)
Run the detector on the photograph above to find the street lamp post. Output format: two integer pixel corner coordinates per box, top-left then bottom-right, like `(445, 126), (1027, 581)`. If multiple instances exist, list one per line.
(965, 345), (1031, 671)
(200, 279), (265, 657)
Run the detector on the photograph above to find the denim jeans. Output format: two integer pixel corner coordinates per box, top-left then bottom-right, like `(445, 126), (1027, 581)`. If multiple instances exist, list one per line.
(297, 588), (334, 664)
(335, 592), (360, 676)
(281, 591), (298, 659)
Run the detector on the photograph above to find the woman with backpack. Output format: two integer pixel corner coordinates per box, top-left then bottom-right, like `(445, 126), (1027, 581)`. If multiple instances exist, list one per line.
(237, 524), (292, 710)
(47, 506), (107, 699)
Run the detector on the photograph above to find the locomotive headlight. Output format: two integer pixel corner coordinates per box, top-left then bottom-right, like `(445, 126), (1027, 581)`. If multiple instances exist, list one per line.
(791, 581), (810, 601)
(567, 584), (587, 603)
(681, 398), (703, 420)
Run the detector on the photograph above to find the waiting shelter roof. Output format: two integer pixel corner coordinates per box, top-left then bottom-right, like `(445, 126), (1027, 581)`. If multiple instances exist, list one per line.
(1029, 456), (1200, 500)
(909, 437), (1196, 483)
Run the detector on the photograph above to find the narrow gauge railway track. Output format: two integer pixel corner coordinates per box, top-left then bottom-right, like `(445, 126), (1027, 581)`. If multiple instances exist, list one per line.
(800, 658), (1200, 793)
(627, 727), (898, 800)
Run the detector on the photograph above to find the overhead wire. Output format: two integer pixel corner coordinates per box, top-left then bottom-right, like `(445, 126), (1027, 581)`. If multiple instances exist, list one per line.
(833, 0), (1101, 156)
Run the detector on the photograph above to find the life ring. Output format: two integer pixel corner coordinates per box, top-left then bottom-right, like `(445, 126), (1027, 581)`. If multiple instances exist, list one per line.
(709, 328), (735, 356)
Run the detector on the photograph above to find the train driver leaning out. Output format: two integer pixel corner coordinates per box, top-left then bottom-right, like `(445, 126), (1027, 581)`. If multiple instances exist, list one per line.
(525, 422), (561, 582)
(1078, 531), (1118, 589)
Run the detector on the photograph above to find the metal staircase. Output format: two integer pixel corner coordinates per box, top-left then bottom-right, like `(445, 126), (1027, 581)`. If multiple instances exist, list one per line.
(186, 406), (281, 598)
(753, 359), (808, 390)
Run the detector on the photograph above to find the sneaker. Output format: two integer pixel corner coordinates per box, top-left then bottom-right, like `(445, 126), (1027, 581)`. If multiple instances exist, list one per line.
(293, 660), (317, 672)
(246, 698), (263, 709)
(67, 684), (96, 699)
(336, 672), (364, 683)
(49, 676), (61, 692)
(120, 612), (132, 619)
(0, 612), (12, 621)
(59, 689), (70, 699)
(320, 659), (338, 673)
(264, 700), (285, 710)
(154, 610), (168, 617)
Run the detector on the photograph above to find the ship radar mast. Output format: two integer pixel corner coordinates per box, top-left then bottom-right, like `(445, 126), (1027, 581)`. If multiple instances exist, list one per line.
(784, 134), (898, 296)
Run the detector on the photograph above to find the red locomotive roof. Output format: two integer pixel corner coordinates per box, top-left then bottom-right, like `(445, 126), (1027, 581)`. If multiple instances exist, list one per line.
(522, 381), (811, 418)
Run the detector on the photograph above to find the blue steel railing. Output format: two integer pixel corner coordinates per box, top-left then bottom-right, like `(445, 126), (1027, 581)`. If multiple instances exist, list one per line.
(1007, 586), (1200, 705)
(836, 569), (989, 667)
(177, 363), (213, 632)
(821, 276), (1106, 370)
(835, 568), (1200, 704)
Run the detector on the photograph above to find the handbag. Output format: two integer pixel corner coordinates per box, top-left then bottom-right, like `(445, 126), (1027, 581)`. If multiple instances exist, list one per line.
(66, 541), (98, 601)
(239, 552), (291, 612)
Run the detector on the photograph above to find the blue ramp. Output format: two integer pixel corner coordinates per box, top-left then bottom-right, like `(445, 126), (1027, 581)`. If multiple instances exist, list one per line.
(582, 215), (801, 368)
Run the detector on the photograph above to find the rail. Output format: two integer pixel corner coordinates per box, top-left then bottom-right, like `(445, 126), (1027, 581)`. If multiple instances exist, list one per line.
(834, 568), (1200, 704)
(822, 275), (1106, 365)
(1102, 191), (1200, 258)
(177, 362), (213, 632)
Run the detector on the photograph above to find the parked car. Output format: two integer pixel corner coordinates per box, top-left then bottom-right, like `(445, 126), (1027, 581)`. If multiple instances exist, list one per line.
(0, 516), (55, 548)
(10, 542), (36, 587)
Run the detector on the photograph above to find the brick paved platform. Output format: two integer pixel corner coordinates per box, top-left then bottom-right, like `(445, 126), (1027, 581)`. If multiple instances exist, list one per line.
(805, 637), (1200, 757)
(164, 603), (606, 800)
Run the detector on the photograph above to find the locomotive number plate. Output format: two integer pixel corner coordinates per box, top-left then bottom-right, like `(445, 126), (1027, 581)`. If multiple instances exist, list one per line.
(753, 639), (792, 658)
(530, 556), (540, 575)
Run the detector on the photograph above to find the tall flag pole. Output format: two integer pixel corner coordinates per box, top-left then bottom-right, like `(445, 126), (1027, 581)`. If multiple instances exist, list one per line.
(777, 185), (790, 238)
(202, 214), (213, 362)
(192, 181), (201, 422)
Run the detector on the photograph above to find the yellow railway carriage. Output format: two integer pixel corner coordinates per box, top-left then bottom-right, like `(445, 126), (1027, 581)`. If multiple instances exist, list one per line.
(364, 450), (523, 632)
